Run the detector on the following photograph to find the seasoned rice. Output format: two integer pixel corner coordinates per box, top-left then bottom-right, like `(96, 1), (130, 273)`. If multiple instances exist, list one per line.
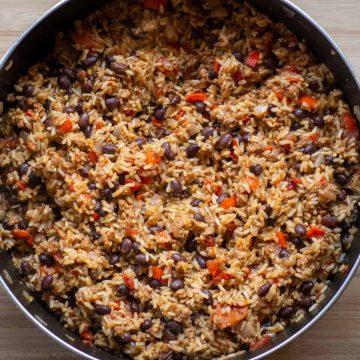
(0, 0), (359, 359)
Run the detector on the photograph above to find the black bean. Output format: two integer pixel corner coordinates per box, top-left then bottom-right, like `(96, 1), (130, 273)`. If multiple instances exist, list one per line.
(83, 125), (93, 139)
(109, 254), (120, 265)
(110, 62), (128, 74)
(334, 173), (349, 186)
(312, 115), (325, 128)
(290, 122), (301, 131)
(195, 102), (206, 113)
(217, 193), (227, 205)
(293, 107), (308, 118)
(57, 75), (71, 90)
(81, 82), (93, 93)
(120, 238), (133, 256)
(102, 144), (117, 154)
(19, 163), (29, 176)
(204, 33), (218, 46)
(114, 333), (132, 345)
(324, 155), (334, 165)
(242, 132), (251, 143)
(102, 188), (113, 201)
(105, 97), (119, 111)
(39, 253), (55, 266)
(308, 80), (319, 92)
(216, 133), (232, 149)
(279, 249), (289, 258)
(268, 104), (277, 114)
(208, 68), (217, 80)
(23, 84), (34, 97)
(28, 173), (42, 188)
(250, 163), (262, 176)
(299, 281), (314, 294)
(155, 128), (166, 139)
(149, 279), (162, 289)
(186, 144), (200, 158)
(232, 51), (244, 62)
(117, 284), (131, 297)
(169, 94), (181, 106)
(83, 54), (98, 68)
(291, 237), (305, 250)
(154, 106), (166, 121)
(166, 320), (183, 335)
(135, 253), (150, 266)
(44, 99), (51, 112)
(149, 225), (165, 234)
(63, 106), (75, 114)
(300, 142), (318, 155)
(200, 288), (213, 306)
(193, 213), (205, 223)
(300, 296), (313, 309)
(195, 254), (207, 269)
(190, 198), (201, 207)
(81, 164), (90, 177)
(90, 226), (101, 241)
(201, 126), (214, 140)
(294, 224), (307, 237)
(337, 190), (347, 202)
(118, 173), (126, 186)
(94, 304), (111, 315)
(172, 252), (186, 262)
(140, 319), (153, 332)
(76, 101), (84, 115)
(78, 113), (89, 129)
(132, 242), (141, 254)
(170, 278), (184, 291)
(257, 283), (271, 297)
(170, 180), (183, 196)
(264, 204), (272, 217)
(162, 142), (175, 160)
(105, 54), (115, 65)
(263, 55), (279, 70)
(20, 260), (31, 276)
(135, 138), (147, 150)
(163, 328), (177, 342)
(321, 215), (338, 229)
(184, 236), (196, 253)
(41, 275), (53, 291)
(129, 300), (140, 313)
(62, 67), (77, 82)
(278, 306), (294, 319)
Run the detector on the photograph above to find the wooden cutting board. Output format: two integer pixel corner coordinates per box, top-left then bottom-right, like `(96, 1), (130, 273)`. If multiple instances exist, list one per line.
(0, 1), (359, 359)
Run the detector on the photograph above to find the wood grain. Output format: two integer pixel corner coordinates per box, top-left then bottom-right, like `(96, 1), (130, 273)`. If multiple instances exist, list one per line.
(0, 1), (359, 359)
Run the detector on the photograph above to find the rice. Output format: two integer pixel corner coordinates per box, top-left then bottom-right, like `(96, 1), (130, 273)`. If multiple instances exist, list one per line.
(0, 0), (359, 359)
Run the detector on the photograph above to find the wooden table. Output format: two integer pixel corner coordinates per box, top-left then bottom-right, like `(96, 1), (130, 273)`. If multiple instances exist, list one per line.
(0, 1), (359, 359)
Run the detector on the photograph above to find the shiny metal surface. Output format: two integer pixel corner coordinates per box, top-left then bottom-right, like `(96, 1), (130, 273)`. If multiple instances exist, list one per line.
(0, 1), (359, 359)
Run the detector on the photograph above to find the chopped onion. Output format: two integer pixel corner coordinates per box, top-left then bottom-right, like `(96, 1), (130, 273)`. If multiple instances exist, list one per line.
(253, 104), (268, 118)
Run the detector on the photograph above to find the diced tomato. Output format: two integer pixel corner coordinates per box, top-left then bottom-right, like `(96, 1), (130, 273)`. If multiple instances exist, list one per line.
(343, 113), (359, 138)
(309, 133), (320, 141)
(123, 274), (135, 289)
(215, 185), (222, 196)
(88, 151), (98, 164)
(245, 50), (260, 68)
(144, 0), (167, 10)
(205, 236), (215, 247)
(125, 227), (138, 236)
(155, 87), (163, 97)
(80, 330), (94, 341)
(319, 176), (327, 186)
(176, 110), (185, 121)
(226, 222), (237, 234)
(73, 27), (104, 50)
(287, 75), (303, 83)
(207, 259), (222, 278)
(264, 144), (273, 152)
(274, 89), (284, 101)
(12, 229), (31, 239)
(125, 179), (142, 192)
(151, 117), (163, 128)
(213, 61), (221, 74)
(58, 119), (73, 134)
(250, 335), (272, 351)
(93, 212), (100, 221)
(213, 271), (234, 282)
(307, 226), (325, 237)
(15, 180), (27, 190)
(276, 231), (288, 248)
(233, 71), (244, 85)
(283, 35), (298, 49)
(26, 235), (33, 246)
(145, 150), (161, 165)
(152, 266), (163, 280)
(140, 176), (153, 185)
(124, 108), (134, 117)
(283, 64), (301, 74)
(220, 195), (237, 209)
(298, 95), (319, 111)
(246, 176), (260, 192)
(185, 92), (208, 103)
(95, 121), (104, 130)
(212, 305), (248, 330)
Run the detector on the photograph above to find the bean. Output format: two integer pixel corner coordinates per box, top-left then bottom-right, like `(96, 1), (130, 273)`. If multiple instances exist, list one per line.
(114, 333), (132, 345)
(57, 75), (71, 90)
(169, 94), (181, 106)
(186, 144), (200, 158)
(140, 319), (153, 332)
(184, 236), (196, 253)
(94, 304), (111, 315)
(293, 107), (308, 118)
(166, 320), (183, 335)
(102, 188), (113, 201)
(195, 102), (206, 113)
(290, 122), (301, 131)
(129, 300), (140, 313)
(102, 144), (117, 154)
(321, 215), (338, 229)
(162, 142), (175, 160)
(195, 254), (207, 269)
(202, 288), (213, 305)
(268, 104), (277, 114)
(294, 224), (307, 237)
(28, 173), (42, 188)
(232, 51), (244, 62)
(291, 237), (305, 250)
(109, 254), (120, 265)
(76, 100), (84, 115)
(105, 97), (119, 111)
(135, 138), (147, 150)
(19, 163), (29, 176)
(117, 284), (131, 297)
(135, 253), (150, 266)
(170, 180), (183, 196)
(308, 80), (319, 92)
(63, 106), (75, 114)
(149, 278), (162, 289)
(208, 68), (217, 80)
(217, 193), (227, 205)
(118, 172), (126, 185)
(81, 82), (93, 93)
(79, 113), (89, 129)
(41, 275), (53, 291)
(278, 306), (294, 319)
(62, 67), (77, 82)
(193, 213), (206, 223)
(264, 204), (272, 217)
(120, 238), (133, 256)
(132, 242), (141, 254)
(155, 128), (166, 139)
(44, 99), (51, 112)
(300, 296), (313, 309)
(105, 54), (115, 65)
(324, 155), (334, 165)
(242, 132), (251, 143)
(337, 190), (347, 202)
(39, 253), (55, 266)
(20, 261), (31, 276)
(110, 62), (128, 74)
(23, 84), (34, 97)
(250, 163), (262, 176)
(154, 106), (166, 121)
(263, 55), (279, 70)
(83, 54), (98, 67)
(299, 281), (314, 294)
(163, 328), (177, 341)
(257, 283), (271, 297)
(170, 278), (184, 291)
(201, 126), (214, 140)
(172, 252), (185, 262)
(216, 133), (232, 149)
(279, 249), (289, 258)
(190, 198), (201, 207)
(83, 125), (92, 138)
(300, 142), (318, 155)
(334, 173), (349, 186)
(204, 34), (218, 46)
(90, 226), (101, 241)
(312, 115), (325, 128)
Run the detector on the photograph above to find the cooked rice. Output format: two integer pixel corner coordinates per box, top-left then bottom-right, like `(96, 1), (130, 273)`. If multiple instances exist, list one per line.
(0, 0), (359, 359)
